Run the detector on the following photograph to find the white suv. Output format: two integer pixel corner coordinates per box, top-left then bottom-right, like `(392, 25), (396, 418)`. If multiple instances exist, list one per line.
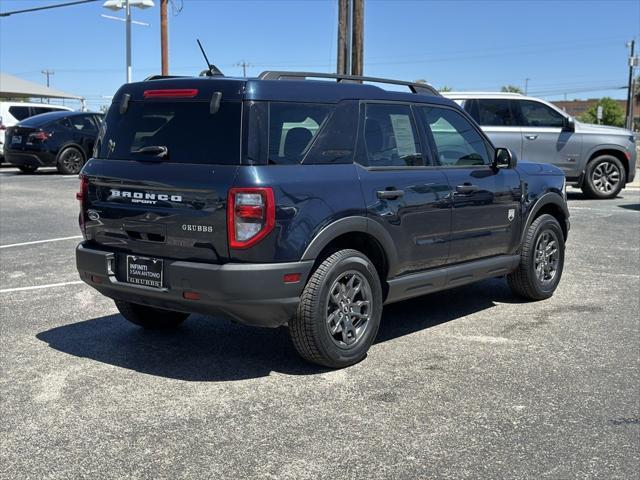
(0, 102), (73, 160)
(444, 92), (637, 199)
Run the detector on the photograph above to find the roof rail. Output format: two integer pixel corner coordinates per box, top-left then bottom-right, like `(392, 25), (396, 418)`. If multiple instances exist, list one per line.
(258, 71), (441, 96)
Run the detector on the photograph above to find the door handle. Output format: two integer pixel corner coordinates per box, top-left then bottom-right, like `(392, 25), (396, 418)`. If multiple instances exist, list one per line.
(455, 183), (480, 194)
(524, 134), (538, 140)
(377, 189), (404, 200)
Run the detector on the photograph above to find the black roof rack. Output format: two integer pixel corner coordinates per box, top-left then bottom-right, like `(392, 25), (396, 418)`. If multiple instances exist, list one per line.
(258, 71), (440, 96)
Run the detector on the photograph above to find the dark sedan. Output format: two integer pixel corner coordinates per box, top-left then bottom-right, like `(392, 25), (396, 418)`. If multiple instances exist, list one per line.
(3, 111), (103, 174)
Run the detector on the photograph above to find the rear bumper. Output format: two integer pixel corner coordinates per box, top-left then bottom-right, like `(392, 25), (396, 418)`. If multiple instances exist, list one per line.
(5, 151), (56, 167)
(76, 243), (313, 328)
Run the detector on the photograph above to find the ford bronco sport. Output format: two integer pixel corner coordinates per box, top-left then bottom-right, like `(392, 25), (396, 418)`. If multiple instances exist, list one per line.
(76, 72), (569, 368)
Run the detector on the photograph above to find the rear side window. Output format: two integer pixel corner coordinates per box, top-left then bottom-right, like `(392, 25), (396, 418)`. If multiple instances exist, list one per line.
(473, 99), (517, 126)
(32, 107), (64, 116)
(361, 103), (423, 167)
(8, 106), (30, 121)
(97, 100), (241, 164)
(268, 103), (333, 164)
(67, 114), (98, 131)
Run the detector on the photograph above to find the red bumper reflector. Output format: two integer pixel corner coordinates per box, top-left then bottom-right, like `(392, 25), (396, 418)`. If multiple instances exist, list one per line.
(91, 275), (102, 284)
(183, 291), (201, 300)
(283, 273), (301, 284)
(143, 89), (198, 99)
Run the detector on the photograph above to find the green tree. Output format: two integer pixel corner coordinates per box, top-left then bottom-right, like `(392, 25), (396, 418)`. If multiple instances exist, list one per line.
(579, 97), (624, 127)
(501, 85), (524, 93)
(439, 85), (453, 92)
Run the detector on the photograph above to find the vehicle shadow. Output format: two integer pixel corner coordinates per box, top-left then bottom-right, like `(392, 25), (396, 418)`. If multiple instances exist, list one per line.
(618, 203), (640, 211)
(36, 278), (515, 382)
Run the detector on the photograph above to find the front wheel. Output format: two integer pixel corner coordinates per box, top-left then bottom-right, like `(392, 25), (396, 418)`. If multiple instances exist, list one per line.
(581, 155), (625, 199)
(507, 214), (565, 300)
(115, 300), (189, 329)
(290, 249), (383, 368)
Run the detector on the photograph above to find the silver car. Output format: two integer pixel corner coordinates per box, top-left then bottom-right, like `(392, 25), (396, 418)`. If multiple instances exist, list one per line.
(445, 92), (637, 199)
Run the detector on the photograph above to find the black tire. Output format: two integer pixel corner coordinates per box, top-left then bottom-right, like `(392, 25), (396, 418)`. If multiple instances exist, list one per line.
(507, 214), (565, 301)
(18, 165), (38, 174)
(115, 300), (189, 329)
(581, 155), (626, 199)
(290, 249), (383, 368)
(56, 146), (85, 175)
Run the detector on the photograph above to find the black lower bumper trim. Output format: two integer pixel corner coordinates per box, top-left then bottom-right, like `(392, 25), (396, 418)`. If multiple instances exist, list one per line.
(76, 243), (314, 327)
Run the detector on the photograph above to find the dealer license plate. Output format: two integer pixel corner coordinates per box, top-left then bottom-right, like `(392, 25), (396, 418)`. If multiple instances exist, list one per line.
(126, 255), (163, 288)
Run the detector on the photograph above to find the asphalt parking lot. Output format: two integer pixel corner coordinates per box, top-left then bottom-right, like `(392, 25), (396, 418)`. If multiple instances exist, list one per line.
(1, 167), (639, 479)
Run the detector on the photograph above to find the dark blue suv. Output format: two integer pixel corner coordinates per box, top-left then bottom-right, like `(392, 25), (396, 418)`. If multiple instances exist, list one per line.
(75, 72), (569, 368)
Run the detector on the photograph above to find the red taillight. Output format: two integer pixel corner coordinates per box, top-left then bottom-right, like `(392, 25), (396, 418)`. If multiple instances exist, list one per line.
(183, 291), (201, 300)
(143, 89), (198, 99)
(283, 273), (301, 284)
(77, 175), (89, 236)
(76, 175), (88, 202)
(227, 187), (275, 249)
(28, 131), (52, 142)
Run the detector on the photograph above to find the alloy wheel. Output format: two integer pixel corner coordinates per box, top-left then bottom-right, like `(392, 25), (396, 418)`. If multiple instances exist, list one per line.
(326, 270), (372, 347)
(61, 149), (83, 174)
(534, 230), (560, 285)
(591, 161), (620, 194)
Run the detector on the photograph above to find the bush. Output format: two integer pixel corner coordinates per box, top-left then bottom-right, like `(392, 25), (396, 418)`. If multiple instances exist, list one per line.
(579, 97), (624, 127)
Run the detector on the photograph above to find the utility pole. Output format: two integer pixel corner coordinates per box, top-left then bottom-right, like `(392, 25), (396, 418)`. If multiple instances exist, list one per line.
(337, 0), (348, 75)
(524, 78), (530, 95)
(336, 0), (363, 76)
(235, 61), (252, 77)
(625, 40), (636, 130)
(41, 69), (54, 87)
(160, 0), (168, 75)
(41, 69), (54, 103)
(352, 0), (363, 77)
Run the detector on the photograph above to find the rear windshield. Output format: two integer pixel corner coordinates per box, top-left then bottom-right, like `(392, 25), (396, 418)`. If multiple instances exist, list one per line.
(97, 100), (241, 164)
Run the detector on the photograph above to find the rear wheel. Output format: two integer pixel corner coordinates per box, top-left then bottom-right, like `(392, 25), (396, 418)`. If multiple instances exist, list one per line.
(115, 300), (189, 329)
(507, 214), (565, 300)
(18, 165), (38, 174)
(56, 146), (85, 175)
(290, 249), (383, 368)
(581, 155), (625, 199)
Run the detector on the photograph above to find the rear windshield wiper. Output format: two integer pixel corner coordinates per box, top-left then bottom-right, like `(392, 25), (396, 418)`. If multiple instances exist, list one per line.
(132, 145), (168, 159)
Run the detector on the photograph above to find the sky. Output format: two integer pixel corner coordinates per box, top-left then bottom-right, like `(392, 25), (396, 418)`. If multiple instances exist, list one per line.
(0, 0), (638, 111)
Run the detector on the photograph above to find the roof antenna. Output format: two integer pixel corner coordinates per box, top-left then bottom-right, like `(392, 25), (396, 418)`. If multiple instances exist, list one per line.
(197, 39), (224, 77)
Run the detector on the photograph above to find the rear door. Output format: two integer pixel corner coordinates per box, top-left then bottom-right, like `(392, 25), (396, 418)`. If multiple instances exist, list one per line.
(463, 98), (523, 160)
(82, 84), (244, 264)
(417, 105), (522, 263)
(356, 102), (451, 277)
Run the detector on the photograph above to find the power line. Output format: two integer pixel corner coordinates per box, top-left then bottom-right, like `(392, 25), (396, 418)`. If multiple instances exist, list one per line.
(0, 0), (99, 17)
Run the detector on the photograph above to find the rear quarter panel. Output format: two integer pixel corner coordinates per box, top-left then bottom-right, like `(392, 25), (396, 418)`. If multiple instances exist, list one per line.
(231, 164), (365, 263)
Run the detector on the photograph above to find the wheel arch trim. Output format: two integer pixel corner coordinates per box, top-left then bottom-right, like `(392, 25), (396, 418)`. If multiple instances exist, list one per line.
(522, 192), (569, 242)
(301, 216), (399, 278)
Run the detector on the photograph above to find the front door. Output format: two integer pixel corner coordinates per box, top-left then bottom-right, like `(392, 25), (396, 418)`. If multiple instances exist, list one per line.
(514, 99), (582, 177)
(417, 105), (522, 264)
(356, 103), (452, 277)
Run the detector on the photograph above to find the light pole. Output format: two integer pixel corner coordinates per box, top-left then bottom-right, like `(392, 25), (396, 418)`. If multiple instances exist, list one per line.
(103, 0), (155, 83)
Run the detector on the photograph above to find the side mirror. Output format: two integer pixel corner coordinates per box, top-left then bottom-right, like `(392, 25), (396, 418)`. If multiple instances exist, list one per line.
(493, 147), (517, 169)
(564, 117), (575, 132)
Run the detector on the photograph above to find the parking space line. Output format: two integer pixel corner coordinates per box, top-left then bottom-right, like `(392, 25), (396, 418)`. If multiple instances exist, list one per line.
(0, 280), (84, 294)
(0, 236), (83, 249)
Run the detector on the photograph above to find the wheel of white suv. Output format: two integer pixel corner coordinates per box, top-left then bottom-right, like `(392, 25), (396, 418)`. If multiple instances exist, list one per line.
(507, 214), (565, 300)
(581, 155), (625, 199)
(289, 249), (383, 368)
(115, 300), (189, 329)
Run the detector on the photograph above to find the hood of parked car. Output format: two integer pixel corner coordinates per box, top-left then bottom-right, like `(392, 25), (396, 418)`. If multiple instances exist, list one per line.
(575, 121), (633, 137)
